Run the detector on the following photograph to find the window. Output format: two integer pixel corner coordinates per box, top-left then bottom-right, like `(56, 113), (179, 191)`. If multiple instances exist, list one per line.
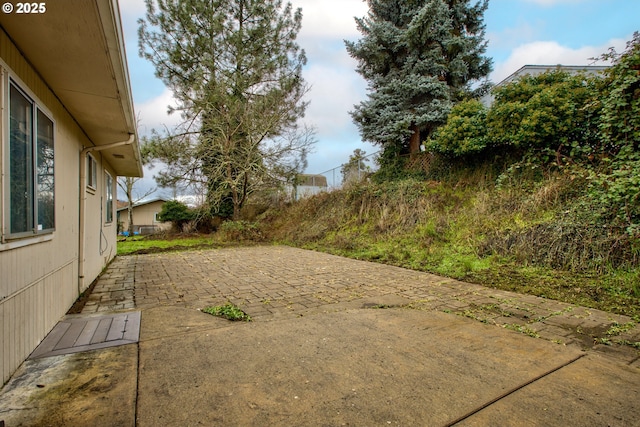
(8, 81), (55, 237)
(105, 172), (113, 223)
(87, 154), (97, 189)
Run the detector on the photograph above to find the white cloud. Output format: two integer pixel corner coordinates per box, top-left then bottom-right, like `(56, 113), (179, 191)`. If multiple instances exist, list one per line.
(487, 22), (538, 51)
(292, 0), (368, 40)
(135, 88), (182, 137)
(303, 57), (365, 133)
(491, 37), (627, 82)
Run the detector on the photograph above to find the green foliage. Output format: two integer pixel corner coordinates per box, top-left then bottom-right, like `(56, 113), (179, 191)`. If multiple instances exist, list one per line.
(426, 99), (488, 156)
(341, 149), (371, 185)
(117, 235), (217, 256)
(203, 303), (251, 321)
(597, 32), (640, 153)
(157, 200), (196, 230)
(586, 151), (640, 236)
(345, 0), (492, 177)
(583, 33), (640, 237)
(487, 71), (598, 161)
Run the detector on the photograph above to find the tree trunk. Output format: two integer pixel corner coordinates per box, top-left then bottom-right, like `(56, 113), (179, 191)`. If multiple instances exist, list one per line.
(409, 125), (421, 155)
(127, 205), (134, 236)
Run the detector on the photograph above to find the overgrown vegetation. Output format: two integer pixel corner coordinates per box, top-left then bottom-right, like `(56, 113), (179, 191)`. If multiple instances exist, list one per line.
(427, 32), (640, 239)
(261, 175), (639, 317)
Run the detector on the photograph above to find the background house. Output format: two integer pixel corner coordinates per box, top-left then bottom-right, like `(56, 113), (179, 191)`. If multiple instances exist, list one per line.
(0, 1), (142, 384)
(481, 64), (609, 107)
(289, 174), (328, 200)
(118, 198), (171, 235)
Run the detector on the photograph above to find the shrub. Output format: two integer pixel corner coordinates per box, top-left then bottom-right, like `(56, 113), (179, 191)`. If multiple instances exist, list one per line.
(426, 99), (489, 157)
(584, 32), (640, 237)
(486, 70), (599, 164)
(218, 220), (263, 241)
(157, 200), (196, 231)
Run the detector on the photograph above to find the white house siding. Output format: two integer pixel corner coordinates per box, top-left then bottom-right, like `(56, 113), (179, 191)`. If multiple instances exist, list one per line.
(0, 30), (117, 384)
(82, 156), (118, 286)
(118, 200), (172, 234)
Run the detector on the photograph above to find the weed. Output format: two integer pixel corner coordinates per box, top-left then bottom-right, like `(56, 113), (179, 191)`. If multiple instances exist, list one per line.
(534, 307), (574, 322)
(457, 307), (493, 324)
(605, 321), (636, 337)
(503, 323), (540, 338)
(369, 304), (393, 309)
(202, 303), (251, 321)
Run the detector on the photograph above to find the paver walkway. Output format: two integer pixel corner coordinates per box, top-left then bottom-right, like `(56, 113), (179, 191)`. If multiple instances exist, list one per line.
(85, 245), (639, 364)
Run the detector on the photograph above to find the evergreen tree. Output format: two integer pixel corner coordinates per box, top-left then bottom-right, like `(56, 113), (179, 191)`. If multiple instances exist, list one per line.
(341, 149), (371, 185)
(345, 0), (492, 175)
(139, 0), (313, 219)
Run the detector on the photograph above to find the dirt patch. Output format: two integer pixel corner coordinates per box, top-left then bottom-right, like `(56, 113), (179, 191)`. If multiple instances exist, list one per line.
(0, 345), (137, 427)
(67, 278), (99, 314)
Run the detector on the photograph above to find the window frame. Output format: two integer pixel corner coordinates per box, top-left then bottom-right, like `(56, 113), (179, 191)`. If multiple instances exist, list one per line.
(87, 153), (97, 191)
(3, 75), (56, 240)
(104, 171), (113, 224)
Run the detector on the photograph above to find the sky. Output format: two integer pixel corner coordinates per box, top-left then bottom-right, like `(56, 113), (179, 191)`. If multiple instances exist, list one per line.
(118, 0), (639, 197)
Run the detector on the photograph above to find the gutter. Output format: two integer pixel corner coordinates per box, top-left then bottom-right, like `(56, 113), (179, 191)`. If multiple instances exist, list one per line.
(78, 134), (134, 293)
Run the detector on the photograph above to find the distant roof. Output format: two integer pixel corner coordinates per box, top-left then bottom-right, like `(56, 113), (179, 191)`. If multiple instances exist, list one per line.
(116, 197), (170, 212)
(497, 64), (609, 86)
(481, 64), (610, 107)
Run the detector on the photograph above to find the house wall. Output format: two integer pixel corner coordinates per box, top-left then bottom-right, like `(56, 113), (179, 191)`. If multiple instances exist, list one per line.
(82, 153), (118, 285)
(0, 30), (117, 384)
(119, 201), (171, 233)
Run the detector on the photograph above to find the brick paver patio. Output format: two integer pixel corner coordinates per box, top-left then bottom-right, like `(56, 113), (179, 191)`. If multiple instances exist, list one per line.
(83, 246), (640, 365)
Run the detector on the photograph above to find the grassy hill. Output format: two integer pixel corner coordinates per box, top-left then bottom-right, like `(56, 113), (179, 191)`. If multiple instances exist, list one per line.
(260, 171), (639, 318)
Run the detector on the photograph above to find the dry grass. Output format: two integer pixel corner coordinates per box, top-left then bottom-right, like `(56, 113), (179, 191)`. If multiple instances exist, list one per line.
(261, 174), (640, 317)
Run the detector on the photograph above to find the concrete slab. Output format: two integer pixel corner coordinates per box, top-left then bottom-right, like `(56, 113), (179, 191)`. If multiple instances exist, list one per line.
(136, 307), (602, 426)
(0, 345), (137, 427)
(459, 353), (640, 426)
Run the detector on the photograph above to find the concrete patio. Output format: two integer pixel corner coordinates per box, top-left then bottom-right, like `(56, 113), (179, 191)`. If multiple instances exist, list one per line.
(1, 246), (639, 426)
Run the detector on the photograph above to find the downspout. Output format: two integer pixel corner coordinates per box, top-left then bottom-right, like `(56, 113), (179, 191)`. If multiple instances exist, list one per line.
(78, 134), (134, 293)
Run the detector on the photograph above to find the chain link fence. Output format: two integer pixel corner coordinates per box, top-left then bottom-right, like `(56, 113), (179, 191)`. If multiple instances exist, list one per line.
(292, 151), (380, 200)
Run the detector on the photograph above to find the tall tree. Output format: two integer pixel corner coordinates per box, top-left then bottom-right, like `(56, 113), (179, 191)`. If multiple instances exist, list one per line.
(345, 0), (492, 173)
(139, 0), (312, 219)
